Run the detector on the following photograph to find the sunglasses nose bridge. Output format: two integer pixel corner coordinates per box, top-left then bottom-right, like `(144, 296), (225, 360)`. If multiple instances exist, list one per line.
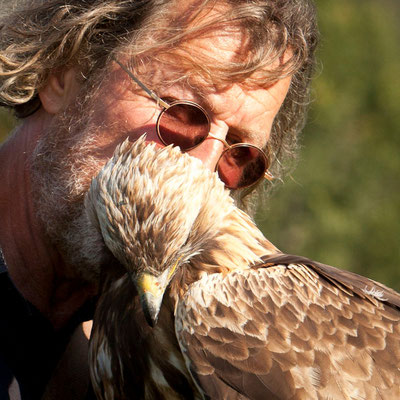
(207, 132), (230, 149)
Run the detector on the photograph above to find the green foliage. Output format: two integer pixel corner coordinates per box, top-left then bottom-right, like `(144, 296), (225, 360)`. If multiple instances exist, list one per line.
(257, 0), (400, 290)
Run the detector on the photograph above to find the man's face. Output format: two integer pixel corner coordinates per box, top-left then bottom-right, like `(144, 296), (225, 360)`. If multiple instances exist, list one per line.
(31, 25), (291, 281)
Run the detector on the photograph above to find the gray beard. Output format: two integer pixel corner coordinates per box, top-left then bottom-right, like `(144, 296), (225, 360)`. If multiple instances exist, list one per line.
(30, 101), (112, 283)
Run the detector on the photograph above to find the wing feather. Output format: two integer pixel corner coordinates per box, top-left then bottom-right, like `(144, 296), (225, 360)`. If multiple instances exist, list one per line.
(175, 262), (400, 400)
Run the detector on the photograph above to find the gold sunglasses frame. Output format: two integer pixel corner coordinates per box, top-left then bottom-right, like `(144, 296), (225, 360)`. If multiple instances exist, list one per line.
(113, 58), (274, 188)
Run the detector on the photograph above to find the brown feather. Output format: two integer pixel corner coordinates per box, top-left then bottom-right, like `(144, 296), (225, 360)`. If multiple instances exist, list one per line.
(87, 139), (400, 399)
(176, 266), (400, 399)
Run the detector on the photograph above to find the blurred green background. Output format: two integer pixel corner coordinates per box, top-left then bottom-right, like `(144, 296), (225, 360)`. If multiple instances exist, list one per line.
(1, 0), (399, 289)
(257, 0), (400, 290)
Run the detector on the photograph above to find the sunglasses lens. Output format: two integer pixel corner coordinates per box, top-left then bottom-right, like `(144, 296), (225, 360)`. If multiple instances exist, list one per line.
(156, 101), (268, 189)
(217, 145), (268, 189)
(157, 102), (210, 150)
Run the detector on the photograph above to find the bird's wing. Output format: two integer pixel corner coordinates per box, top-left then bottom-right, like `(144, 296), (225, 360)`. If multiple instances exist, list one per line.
(89, 269), (201, 400)
(261, 253), (400, 309)
(175, 258), (400, 400)
(89, 272), (139, 400)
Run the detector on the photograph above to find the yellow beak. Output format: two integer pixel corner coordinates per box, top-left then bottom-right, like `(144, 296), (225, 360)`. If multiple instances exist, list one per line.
(134, 260), (179, 327)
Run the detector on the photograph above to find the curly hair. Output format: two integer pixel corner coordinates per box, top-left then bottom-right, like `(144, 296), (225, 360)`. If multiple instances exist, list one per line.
(0, 0), (318, 185)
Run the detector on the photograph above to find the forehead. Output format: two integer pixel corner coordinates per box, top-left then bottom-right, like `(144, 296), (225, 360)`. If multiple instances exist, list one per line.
(178, 5), (249, 61)
(147, 30), (248, 89)
(124, 2), (258, 91)
(171, 0), (249, 56)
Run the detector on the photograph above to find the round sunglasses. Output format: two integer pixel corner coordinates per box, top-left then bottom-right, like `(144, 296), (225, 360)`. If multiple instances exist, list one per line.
(114, 58), (273, 189)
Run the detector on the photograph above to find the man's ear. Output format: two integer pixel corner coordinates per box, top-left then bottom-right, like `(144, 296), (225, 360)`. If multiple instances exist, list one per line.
(38, 69), (80, 114)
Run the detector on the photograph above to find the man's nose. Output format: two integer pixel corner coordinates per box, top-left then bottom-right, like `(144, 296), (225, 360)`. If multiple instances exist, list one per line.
(187, 131), (226, 172)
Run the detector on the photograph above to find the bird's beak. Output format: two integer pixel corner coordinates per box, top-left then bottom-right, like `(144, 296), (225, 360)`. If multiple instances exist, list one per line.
(134, 263), (177, 327)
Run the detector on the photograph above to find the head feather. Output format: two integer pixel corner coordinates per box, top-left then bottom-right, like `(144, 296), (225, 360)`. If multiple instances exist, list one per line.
(85, 136), (234, 275)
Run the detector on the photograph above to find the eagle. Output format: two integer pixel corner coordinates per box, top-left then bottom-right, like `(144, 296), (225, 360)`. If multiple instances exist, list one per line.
(86, 137), (400, 400)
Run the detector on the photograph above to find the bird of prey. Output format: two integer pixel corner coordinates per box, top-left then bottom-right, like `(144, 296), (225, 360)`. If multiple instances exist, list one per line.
(87, 137), (400, 400)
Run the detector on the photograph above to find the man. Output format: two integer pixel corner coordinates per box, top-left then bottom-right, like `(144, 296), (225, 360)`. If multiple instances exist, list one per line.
(0, 0), (318, 398)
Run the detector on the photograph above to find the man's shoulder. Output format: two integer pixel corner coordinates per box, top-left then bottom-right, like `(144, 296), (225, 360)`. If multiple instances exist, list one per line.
(0, 251), (94, 400)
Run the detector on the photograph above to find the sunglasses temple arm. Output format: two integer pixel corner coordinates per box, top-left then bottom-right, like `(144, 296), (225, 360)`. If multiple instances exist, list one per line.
(264, 170), (275, 181)
(112, 58), (170, 109)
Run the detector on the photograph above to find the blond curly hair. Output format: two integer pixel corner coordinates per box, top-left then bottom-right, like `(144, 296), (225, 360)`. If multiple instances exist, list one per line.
(0, 0), (318, 183)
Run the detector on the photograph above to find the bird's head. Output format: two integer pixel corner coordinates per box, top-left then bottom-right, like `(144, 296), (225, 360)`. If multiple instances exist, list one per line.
(85, 136), (235, 326)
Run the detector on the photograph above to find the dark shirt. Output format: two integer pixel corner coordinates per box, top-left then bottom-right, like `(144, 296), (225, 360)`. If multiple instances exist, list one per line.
(0, 252), (94, 400)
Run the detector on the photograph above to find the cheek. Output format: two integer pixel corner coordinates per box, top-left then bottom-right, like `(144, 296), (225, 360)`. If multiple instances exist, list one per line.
(86, 96), (165, 159)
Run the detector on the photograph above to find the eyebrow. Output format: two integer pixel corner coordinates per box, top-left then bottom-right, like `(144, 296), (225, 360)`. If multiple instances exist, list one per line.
(226, 126), (267, 149)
